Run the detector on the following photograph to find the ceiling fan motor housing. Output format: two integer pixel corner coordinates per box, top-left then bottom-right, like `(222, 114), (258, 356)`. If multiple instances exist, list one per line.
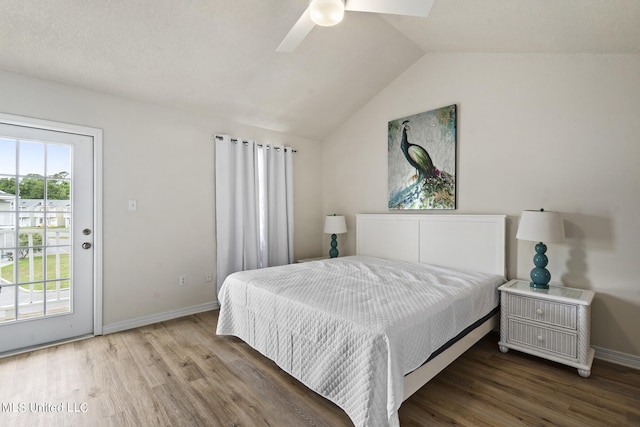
(309, 0), (345, 27)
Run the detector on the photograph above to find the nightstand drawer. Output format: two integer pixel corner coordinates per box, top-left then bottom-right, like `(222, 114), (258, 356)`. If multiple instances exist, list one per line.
(508, 320), (577, 359)
(507, 294), (577, 329)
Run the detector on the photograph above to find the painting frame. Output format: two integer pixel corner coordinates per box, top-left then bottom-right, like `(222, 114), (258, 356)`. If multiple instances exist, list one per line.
(388, 104), (457, 210)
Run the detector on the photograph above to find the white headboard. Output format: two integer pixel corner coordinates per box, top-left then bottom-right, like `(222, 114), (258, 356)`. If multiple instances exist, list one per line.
(356, 214), (506, 276)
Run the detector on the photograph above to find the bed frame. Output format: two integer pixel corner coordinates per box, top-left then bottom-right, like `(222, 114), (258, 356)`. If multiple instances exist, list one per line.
(355, 214), (506, 400)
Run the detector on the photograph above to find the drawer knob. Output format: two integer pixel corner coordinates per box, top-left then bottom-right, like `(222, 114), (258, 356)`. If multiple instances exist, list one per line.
(536, 335), (544, 342)
(536, 308), (544, 315)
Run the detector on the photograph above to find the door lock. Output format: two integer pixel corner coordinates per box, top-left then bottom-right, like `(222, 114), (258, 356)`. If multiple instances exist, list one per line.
(82, 242), (92, 250)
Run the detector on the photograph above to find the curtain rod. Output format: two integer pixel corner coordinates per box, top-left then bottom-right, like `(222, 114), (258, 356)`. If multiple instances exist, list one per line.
(213, 135), (297, 153)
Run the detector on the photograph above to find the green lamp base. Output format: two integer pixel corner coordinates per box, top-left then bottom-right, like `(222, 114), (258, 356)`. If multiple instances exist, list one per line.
(529, 281), (550, 290)
(329, 233), (339, 258)
(529, 242), (551, 289)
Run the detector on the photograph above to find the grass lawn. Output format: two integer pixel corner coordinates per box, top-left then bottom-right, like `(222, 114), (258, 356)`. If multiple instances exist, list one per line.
(0, 254), (70, 291)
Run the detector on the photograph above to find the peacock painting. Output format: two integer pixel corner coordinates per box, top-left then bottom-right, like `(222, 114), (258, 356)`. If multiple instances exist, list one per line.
(388, 104), (456, 209)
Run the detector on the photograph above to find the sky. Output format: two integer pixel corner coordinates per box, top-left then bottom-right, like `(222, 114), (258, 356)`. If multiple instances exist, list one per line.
(0, 137), (71, 178)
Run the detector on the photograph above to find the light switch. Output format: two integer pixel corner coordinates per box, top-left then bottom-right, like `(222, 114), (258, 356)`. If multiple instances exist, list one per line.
(128, 199), (137, 211)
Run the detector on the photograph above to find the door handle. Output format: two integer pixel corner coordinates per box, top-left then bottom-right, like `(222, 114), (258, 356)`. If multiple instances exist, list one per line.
(82, 242), (92, 250)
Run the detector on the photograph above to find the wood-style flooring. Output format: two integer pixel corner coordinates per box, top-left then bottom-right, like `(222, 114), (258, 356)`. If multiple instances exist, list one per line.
(0, 310), (638, 426)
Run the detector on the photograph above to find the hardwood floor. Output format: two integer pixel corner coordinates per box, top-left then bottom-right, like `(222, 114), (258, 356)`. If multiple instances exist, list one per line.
(0, 310), (638, 426)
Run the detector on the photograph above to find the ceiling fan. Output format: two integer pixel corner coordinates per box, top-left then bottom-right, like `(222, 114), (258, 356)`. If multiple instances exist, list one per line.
(277, 0), (435, 52)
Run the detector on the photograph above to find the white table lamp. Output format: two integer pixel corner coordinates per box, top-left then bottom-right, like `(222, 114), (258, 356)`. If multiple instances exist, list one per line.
(324, 214), (347, 258)
(516, 209), (565, 289)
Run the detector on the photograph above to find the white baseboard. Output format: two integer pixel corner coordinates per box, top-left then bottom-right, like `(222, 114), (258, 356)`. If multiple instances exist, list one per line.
(102, 301), (219, 335)
(594, 346), (640, 370)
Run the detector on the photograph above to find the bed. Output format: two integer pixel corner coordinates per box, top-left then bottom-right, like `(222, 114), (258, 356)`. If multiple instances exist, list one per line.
(216, 214), (506, 426)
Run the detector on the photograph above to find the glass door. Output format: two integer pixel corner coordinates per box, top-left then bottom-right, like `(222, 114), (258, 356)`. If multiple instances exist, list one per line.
(0, 121), (95, 353)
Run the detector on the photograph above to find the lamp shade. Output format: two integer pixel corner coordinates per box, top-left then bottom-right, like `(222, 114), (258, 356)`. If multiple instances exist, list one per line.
(516, 210), (565, 243)
(309, 0), (345, 26)
(324, 215), (347, 234)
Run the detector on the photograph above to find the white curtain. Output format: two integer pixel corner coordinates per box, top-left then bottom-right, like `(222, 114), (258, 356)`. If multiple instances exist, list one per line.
(215, 135), (294, 293)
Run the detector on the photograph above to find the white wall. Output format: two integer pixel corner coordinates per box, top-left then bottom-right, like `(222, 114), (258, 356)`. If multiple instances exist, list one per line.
(322, 54), (640, 357)
(0, 70), (323, 327)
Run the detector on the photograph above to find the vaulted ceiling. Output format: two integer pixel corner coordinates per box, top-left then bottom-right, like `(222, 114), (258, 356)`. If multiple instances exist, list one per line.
(1, 1), (639, 140)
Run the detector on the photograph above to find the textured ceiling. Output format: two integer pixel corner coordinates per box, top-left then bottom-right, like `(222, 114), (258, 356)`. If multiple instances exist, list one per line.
(1, 0), (639, 140)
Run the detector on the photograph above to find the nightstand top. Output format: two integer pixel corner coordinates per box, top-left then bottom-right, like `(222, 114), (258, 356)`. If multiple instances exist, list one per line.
(499, 279), (595, 305)
(296, 256), (330, 263)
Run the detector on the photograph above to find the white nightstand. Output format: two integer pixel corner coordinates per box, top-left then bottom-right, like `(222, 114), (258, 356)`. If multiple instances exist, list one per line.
(296, 256), (330, 263)
(498, 279), (595, 377)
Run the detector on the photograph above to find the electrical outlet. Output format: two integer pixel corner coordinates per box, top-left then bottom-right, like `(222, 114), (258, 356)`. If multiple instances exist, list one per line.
(205, 272), (213, 282)
(179, 275), (187, 286)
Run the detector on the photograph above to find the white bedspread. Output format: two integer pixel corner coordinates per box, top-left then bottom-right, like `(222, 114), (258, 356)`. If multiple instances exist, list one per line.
(216, 256), (505, 426)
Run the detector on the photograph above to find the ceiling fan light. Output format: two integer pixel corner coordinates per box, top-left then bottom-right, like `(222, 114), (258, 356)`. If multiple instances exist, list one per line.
(309, 0), (345, 27)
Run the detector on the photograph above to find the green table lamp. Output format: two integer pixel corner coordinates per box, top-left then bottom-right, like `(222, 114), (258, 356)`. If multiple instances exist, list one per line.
(516, 209), (565, 289)
(324, 214), (347, 258)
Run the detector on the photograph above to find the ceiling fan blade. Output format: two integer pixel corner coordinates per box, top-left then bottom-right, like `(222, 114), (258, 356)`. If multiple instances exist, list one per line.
(277, 7), (316, 52)
(345, 0), (434, 17)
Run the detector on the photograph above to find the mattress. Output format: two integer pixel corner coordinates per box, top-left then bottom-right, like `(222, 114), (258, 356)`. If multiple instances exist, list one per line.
(216, 255), (506, 426)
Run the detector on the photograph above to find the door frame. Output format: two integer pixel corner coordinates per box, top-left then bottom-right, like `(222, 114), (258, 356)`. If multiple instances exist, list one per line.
(0, 112), (103, 336)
